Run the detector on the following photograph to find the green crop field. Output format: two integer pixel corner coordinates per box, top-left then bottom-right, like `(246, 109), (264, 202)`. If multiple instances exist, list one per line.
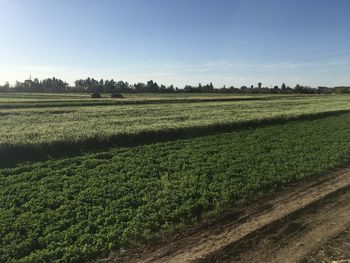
(1, 94), (350, 166)
(1, 93), (350, 262)
(0, 93), (267, 107)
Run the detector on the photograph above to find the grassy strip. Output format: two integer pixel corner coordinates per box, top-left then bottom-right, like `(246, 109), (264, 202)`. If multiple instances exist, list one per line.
(0, 97), (269, 109)
(0, 94), (340, 109)
(1, 113), (350, 262)
(0, 92), (272, 108)
(0, 92), (290, 101)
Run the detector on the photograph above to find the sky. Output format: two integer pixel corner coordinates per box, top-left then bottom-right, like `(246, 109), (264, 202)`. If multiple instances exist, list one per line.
(1, 0), (350, 88)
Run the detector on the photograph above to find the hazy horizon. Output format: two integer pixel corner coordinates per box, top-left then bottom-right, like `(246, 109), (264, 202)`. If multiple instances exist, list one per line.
(1, 0), (350, 87)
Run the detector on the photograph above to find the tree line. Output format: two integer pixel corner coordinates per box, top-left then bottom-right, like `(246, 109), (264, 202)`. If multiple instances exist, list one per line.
(0, 77), (349, 94)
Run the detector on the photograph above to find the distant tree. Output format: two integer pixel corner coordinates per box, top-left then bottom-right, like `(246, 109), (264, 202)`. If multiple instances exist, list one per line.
(295, 84), (302, 92)
(209, 82), (214, 91)
(334, 86), (350, 94)
(317, 86), (330, 94)
(159, 84), (166, 92)
(145, 80), (159, 93)
(167, 85), (175, 93)
(220, 85), (227, 93)
(184, 85), (194, 93)
(0, 81), (10, 92)
(134, 82), (146, 92)
(116, 81), (129, 93)
(1, 76), (347, 94)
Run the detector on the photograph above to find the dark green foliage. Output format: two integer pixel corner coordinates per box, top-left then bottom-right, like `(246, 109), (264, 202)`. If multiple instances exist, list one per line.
(110, 93), (124, 98)
(1, 113), (350, 262)
(1, 77), (349, 94)
(90, 93), (101, 98)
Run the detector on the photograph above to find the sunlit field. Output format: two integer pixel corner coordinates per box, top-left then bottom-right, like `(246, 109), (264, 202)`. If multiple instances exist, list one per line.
(1, 93), (350, 262)
(1, 93), (350, 165)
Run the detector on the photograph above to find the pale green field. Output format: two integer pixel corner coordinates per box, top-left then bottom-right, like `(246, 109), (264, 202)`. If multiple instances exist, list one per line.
(1, 94), (350, 156)
(0, 92), (260, 103)
(0, 92), (274, 109)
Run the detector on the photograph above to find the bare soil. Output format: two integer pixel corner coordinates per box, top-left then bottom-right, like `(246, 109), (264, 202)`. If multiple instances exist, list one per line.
(300, 225), (350, 263)
(102, 167), (350, 263)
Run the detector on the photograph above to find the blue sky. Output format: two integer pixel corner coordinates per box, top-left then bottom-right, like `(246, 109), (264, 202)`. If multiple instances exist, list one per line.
(1, 0), (350, 87)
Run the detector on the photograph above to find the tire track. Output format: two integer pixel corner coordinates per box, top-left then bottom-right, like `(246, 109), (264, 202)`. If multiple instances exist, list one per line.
(108, 168), (350, 263)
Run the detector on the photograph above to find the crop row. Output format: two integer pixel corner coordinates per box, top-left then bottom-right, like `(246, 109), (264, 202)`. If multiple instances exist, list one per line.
(1, 95), (350, 166)
(0, 92), (276, 101)
(1, 113), (350, 262)
(0, 97), (265, 109)
(0, 93), (271, 108)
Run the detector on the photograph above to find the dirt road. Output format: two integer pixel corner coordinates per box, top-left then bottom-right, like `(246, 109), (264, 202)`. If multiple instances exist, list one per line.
(105, 168), (350, 263)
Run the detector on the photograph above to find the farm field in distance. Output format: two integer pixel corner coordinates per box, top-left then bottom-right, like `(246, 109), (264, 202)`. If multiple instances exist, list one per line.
(0, 92), (275, 107)
(1, 93), (350, 262)
(1, 93), (350, 165)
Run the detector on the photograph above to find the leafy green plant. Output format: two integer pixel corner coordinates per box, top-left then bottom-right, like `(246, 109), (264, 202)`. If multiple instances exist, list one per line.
(1, 113), (350, 262)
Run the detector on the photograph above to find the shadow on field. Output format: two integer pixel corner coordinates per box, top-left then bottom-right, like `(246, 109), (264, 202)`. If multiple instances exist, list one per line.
(1, 109), (350, 168)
